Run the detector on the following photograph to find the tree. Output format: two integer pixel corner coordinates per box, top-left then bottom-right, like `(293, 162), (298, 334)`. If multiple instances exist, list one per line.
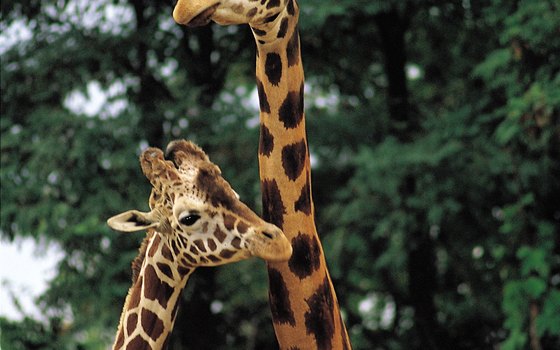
(303, 1), (559, 349)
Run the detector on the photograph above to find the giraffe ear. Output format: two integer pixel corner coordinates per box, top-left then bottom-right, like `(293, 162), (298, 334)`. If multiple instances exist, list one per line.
(107, 210), (159, 232)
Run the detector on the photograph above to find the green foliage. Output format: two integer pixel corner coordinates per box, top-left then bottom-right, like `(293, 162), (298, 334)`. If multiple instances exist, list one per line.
(478, 3), (560, 349)
(537, 290), (560, 337)
(2, 0), (559, 349)
(0, 317), (63, 350)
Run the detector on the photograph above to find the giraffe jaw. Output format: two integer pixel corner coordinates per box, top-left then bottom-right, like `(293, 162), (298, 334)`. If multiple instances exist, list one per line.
(188, 3), (220, 27)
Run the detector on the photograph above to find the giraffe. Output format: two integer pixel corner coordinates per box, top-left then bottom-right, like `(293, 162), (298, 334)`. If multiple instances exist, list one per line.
(107, 139), (292, 349)
(172, 1), (352, 349)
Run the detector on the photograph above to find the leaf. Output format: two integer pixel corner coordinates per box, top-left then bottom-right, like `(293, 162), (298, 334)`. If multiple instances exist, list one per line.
(472, 48), (511, 81)
(516, 246), (549, 278)
(536, 290), (560, 336)
(501, 329), (527, 350)
(495, 118), (520, 145)
(523, 277), (546, 299)
(503, 280), (526, 327)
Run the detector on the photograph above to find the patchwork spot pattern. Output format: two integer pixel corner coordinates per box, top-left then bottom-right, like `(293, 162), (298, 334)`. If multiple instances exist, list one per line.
(304, 276), (335, 350)
(265, 53), (282, 86)
(278, 83), (304, 129)
(281, 140), (306, 181)
(261, 179), (286, 229)
(268, 268), (296, 326)
(288, 233), (321, 279)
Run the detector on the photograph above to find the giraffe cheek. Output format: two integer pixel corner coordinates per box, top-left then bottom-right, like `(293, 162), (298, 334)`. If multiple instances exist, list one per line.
(212, 10), (248, 26)
(223, 249), (252, 263)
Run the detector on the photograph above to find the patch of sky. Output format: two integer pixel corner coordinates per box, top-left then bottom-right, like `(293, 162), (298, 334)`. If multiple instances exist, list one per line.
(0, 19), (33, 55)
(305, 80), (341, 113)
(406, 64), (422, 80)
(64, 79), (137, 119)
(1, 0), (136, 55)
(358, 293), (396, 331)
(0, 236), (65, 322)
(54, 0), (134, 35)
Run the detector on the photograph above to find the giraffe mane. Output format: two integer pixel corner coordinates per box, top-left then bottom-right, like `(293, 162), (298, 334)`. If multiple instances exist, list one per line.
(131, 231), (154, 283)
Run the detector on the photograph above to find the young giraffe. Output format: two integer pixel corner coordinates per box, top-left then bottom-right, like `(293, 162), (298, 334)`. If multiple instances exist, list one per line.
(107, 139), (292, 349)
(173, 1), (352, 349)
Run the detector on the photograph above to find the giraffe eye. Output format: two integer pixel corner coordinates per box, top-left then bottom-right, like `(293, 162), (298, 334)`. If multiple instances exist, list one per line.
(179, 213), (201, 226)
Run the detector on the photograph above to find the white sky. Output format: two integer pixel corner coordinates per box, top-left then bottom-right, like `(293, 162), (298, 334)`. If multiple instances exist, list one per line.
(0, 238), (64, 321)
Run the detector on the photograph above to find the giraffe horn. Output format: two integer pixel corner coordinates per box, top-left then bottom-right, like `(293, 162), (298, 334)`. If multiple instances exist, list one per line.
(140, 147), (181, 187)
(165, 139), (210, 166)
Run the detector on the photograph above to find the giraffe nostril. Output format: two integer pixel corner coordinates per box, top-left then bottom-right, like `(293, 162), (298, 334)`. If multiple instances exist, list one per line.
(262, 231), (274, 239)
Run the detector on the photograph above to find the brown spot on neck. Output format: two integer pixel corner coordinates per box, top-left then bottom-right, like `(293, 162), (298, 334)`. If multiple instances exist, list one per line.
(261, 179), (286, 229)
(126, 313), (137, 338)
(141, 308), (165, 341)
(304, 276), (336, 349)
(127, 335), (150, 349)
(267, 268), (296, 326)
(288, 233), (321, 279)
(144, 264), (174, 309)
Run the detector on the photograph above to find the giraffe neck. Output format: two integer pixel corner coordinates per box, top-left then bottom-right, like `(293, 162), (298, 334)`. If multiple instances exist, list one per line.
(252, 2), (351, 349)
(113, 232), (193, 350)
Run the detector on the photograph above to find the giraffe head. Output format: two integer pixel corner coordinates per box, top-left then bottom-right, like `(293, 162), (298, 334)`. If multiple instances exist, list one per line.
(108, 140), (292, 265)
(173, 0), (294, 27)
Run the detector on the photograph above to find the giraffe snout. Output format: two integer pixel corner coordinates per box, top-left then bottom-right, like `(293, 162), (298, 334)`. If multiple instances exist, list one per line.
(250, 225), (292, 262)
(261, 225), (285, 241)
(173, 0), (220, 27)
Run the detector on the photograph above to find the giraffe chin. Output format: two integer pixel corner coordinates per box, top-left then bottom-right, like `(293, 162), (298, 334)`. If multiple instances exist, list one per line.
(187, 4), (219, 27)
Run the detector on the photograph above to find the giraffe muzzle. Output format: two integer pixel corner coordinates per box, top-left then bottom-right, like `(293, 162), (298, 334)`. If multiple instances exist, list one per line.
(173, 0), (220, 27)
(249, 226), (292, 262)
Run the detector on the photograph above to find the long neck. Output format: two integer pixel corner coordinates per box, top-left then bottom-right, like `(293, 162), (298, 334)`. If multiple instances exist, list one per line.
(252, 2), (351, 349)
(113, 232), (193, 350)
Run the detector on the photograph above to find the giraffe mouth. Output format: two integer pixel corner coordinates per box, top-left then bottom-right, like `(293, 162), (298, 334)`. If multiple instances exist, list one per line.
(186, 3), (220, 27)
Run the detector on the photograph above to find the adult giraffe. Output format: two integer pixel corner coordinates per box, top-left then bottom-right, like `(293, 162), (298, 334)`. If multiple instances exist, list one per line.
(173, 1), (352, 349)
(107, 140), (292, 349)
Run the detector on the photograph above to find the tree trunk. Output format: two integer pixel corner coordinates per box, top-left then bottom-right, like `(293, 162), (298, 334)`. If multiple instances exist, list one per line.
(375, 10), (416, 142)
(376, 8), (448, 349)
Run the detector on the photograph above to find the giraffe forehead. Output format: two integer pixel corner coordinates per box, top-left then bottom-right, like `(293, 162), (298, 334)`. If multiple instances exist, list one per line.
(176, 162), (199, 181)
(152, 166), (201, 202)
(148, 164), (241, 221)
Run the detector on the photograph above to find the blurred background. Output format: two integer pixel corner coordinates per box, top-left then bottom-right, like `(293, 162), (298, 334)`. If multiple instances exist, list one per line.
(1, 0), (559, 349)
